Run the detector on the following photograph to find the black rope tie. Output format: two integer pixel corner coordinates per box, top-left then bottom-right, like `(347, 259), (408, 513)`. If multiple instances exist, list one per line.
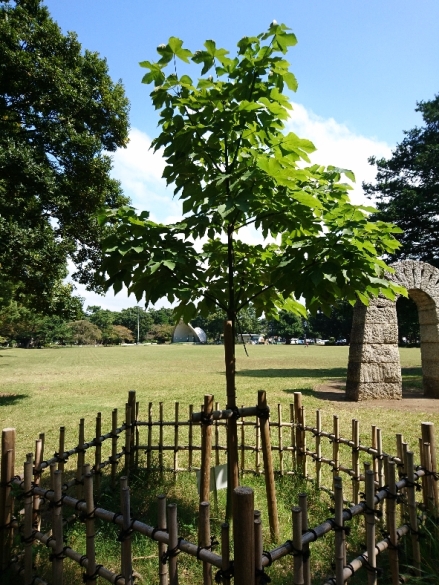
(83, 564), (104, 582)
(74, 499), (86, 511)
(361, 500), (383, 518)
(262, 550), (273, 566)
(80, 508), (97, 522)
(215, 561), (234, 583)
(54, 452), (69, 463)
(343, 508), (354, 521)
(360, 554), (383, 576)
(49, 546), (71, 561)
(256, 407), (270, 420)
(286, 540), (307, 558)
(162, 537), (183, 564)
(255, 567), (271, 584)
(330, 520), (351, 536)
(230, 407), (241, 420)
(305, 528), (319, 542)
(200, 413), (213, 426)
(20, 530), (37, 544)
(118, 519), (136, 542)
(112, 512), (122, 524)
(404, 479), (422, 491)
(113, 574), (124, 584)
(197, 536), (219, 559)
(151, 526), (161, 540)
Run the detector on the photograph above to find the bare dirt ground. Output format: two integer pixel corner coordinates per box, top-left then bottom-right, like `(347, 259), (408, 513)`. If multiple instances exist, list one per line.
(316, 380), (439, 414)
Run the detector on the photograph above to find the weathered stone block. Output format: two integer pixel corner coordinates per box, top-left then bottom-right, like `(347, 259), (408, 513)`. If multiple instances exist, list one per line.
(357, 382), (402, 400)
(350, 323), (398, 345)
(419, 342), (439, 361)
(417, 308), (439, 325)
(423, 377), (439, 398)
(362, 306), (397, 325)
(420, 359), (439, 379)
(419, 324), (439, 343)
(348, 343), (400, 363)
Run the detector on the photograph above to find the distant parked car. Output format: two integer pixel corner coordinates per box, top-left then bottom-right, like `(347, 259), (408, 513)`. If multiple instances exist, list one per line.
(335, 339), (348, 345)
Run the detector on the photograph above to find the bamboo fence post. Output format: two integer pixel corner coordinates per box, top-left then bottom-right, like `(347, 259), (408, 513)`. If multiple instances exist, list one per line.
(52, 470), (64, 585)
(278, 404), (284, 476)
(233, 487), (254, 585)
(299, 493), (310, 585)
(294, 393), (304, 474)
(258, 390), (279, 542)
(94, 412), (102, 496)
(221, 522), (231, 585)
(396, 434), (404, 477)
(215, 401), (220, 467)
(365, 469), (377, 585)
(384, 458), (399, 585)
(371, 426), (378, 482)
(157, 494), (168, 585)
(111, 409), (118, 488)
(352, 419), (360, 505)
(316, 410), (322, 489)
(84, 472), (96, 584)
(174, 402), (179, 475)
(332, 415), (340, 486)
(128, 390), (137, 470)
(224, 320), (239, 520)
(422, 442), (435, 514)
(290, 403), (296, 472)
(240, 405), (245, 474)
(200, 395), (214, 505)
(376, 429), (384, 487)
(33, 437), (43, 532)
(58, 426), (65, 472)
(421, 422), (438, 512)
(124, 403), (132, 475)
(76, 418), (85, 500)
(24, 454), (34, 585)
(292, 506), (304, 585)
(333, 478), (345, 585)
(1, 444), (14, 570)
(406, 451), (421, 576)
(167, 502), (179, 585)
(135, 401), (140, 468)
(199, 501), (212, 585)
(255, 409), (261, 475)
(147, 402), (153, 470)
(254, 517), (263, 584)
(301, 406), (307, 477)
(120, 477), (133, 585)
(159, 402), (164, 474)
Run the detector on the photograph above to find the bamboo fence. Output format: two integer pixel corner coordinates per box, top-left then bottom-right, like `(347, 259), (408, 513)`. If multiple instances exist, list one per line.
(0, 390), (438, 585)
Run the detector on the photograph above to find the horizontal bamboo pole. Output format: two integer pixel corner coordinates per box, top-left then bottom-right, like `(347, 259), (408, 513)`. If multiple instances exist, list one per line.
(192, 405), (267, 423)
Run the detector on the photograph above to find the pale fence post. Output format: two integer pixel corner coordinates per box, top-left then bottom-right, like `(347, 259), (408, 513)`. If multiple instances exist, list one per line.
(0, 428), (15, 571)
(292, 506), (304, 585)
(200, 395), (213, 505)
(233, 487), (255, 585)
(365, 469), (377, 585)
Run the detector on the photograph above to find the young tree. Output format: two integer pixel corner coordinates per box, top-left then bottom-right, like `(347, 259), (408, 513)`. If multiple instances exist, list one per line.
(267, 310), (304, 342)
(101, 23), (404, 499)
(0, 0), (130, 309)
(365, 94), (439, 267)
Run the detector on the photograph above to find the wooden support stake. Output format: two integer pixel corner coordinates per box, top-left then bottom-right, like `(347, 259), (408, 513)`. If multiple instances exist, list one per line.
(58, 426), (65, 473)
(200, 395), (214, 505)
(52, 469), (64, 585)
(24, 454), (34, 585)
(376, 429), (384, 488)
(290, 404), (296, 472)
(128, 390), (137, 470)
(157, 495), (168, 585)
(294, 393), (304, 474)
(120, 477), (133, 585)
(278, 404), (284, 476)
(167, 502), (179, 585)
(199, 501), (212, 585)
(255, 408), (260, 475)
(84, 472), (96, 584)
(421, 422), (438, 513)
(33, 438), (43, 532)
(240, 406), (245, 474)
(233, 487), (254, 585)
(258, 391), (279, 542)
(384, 458), (400, 585)
(94, 412), (102, 496)
(159, 402), (164, 474)
(292, 506), (304, 585)
(135, 401), (140, 468)
(174, 402), (179, 475)
(371, 426), (378, 482)
(406, 451), (421, 577)
(188, 404), (194, 471)
(333, 415), (340, 485)
(365, 469), (377, 585)
(299, 494), (310, 585)
(221, 523), (231, 585)
(147, 402), (153, 470)
(111, 409), (118, 488)
(352, 419), (360, 505)
(76, 419), (85, 500)
(316, 410), (322, 489)
(215, 401), (220, 467)
(334, 478), (345, 585)
(125, 404), (132, 475)
(422, 442), (435, 514)
(254, 517), (263, 584)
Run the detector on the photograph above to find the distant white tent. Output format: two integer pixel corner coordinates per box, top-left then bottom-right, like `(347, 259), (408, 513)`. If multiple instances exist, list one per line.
(172, 321), (207, 344)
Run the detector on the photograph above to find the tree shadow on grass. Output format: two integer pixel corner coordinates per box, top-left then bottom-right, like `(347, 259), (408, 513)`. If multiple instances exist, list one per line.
(236, 367), (347, 379)
(0, 394), (28, 406)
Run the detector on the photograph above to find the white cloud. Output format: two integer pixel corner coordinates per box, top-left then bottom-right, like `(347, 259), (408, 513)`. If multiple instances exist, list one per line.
(286, 103), (393, 205)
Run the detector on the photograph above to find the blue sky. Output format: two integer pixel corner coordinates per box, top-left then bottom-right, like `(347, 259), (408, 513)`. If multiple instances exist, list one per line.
(42, 0), (439, 310)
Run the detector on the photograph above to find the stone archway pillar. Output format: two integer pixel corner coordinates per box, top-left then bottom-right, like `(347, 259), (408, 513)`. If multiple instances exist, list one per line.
(346, 296), (402, 400)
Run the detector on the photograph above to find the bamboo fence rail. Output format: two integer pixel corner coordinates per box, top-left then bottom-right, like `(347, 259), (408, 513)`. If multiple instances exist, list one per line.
(1, 390), (438, 585)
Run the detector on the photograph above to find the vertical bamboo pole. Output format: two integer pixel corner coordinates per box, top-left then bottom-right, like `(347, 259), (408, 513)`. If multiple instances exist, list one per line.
(371, 426), (378, 483)
(128, 390), (137, 470)
(125, 404), (132, 475)
(58, 426), (65, 473)
(278, 404), (284, 476)
(294, 393), (304, 474)
(365, 469), (377, 585)
(240, 406), (245, 475)
(384, 458), (400, 585)
(84, 472), (96, 584)
(221, 523), (230, 585)
(422, 442), (435, 514)
(174, 402), (179, 475)
(167, 503), (179, 585)
(290, 404), (296, 472)
(258, 391), (279, 542)
(233, 487), (254, 585)
(302, 406), (307, 477)
(215, 401), (220, 467)
(299, 494), (310, 585)
(111, 409), (118, 488)
(254, 517), (262, 583)
(135, 401), (140, 468)
(376, 429), (384, 488)
(418, 437), (428, 511)
(157, 495), (168, 585)
(334, 478), (345, 585)
(316, 410), (322, 489)
(332, 415), (340, 486)
(292, 507), (304, 585)
(421, 422), (438, 512)
(224, 321), (239, 519)
(24, 454), (34, 585)
(147, 402), (153, 471)
(199, 501), (212, 585)
(120, 477), (133, 585)
(395, 434), (404, 477)
(159, 402), (164, 473)
(76, 418), (85, 500)
(352, 419), (360, 505)
(200, 395), (213, 505)
(95, 412), (102, 496)
(52, 469), (64, 585)
(406, 451), (421, 576)
(33, 438), (43, 532)
(255, 409), (261, 475)
(0, 444), (13, 570)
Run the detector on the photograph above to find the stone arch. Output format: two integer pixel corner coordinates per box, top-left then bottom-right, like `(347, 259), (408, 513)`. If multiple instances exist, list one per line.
(346, 260), (439, 400)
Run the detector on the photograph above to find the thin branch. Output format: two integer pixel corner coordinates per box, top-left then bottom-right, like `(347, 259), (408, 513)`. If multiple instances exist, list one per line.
(236, 284), (275, 312)
(236, 211), (282, 231)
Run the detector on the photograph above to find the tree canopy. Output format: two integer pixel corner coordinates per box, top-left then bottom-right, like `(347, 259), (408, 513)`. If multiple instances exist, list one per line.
(365, 94), (439, 267)
(0, 0), (130, 309)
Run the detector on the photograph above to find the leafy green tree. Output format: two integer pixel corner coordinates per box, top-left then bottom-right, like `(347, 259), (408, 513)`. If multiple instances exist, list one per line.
(114, 307), (153, 341)
(365, 95), (439, 267)
(0, 0), (130, 309)
(86, 306), (116, 331)
(67, 320), (102, 345)
(112, 325), (135, 344)
(148, 323), (174, 344)
(307, 301), (354, 342)
(101, 24), (404, 502)
(267, 310), (304, 342)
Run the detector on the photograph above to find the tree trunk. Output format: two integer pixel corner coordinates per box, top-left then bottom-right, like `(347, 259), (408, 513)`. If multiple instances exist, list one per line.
(224, 320), (239, 519)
